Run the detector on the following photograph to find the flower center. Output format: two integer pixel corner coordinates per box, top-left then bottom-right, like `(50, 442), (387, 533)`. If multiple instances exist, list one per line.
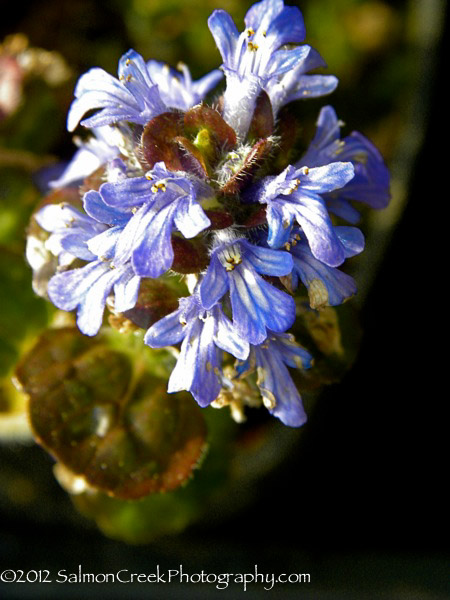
(219, 244), (243, 271)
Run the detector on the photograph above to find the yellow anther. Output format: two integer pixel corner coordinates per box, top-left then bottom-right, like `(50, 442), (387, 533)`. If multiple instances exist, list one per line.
(246, 27), (255, 37)
(225, 255), (242, 268)
(303, 167), (309, 175)
(287, 178), (301, 194)
(131, 207), (138, 214)
(247, 41), (259, 52)
(125, 58), (132, 66)
(284, 242), (291, 251)
(151, 182), (166, 193)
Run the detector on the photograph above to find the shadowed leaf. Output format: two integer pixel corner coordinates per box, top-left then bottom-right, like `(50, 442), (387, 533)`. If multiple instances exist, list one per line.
(121, 279), (179, 330)
(141, 111), (185, 171)
(204, 209), (234, 230)
(171, 237), (209, 274)
(15, 327), (207, 499)
(248, 90), (274, 141)
(175, 135), (209, 178)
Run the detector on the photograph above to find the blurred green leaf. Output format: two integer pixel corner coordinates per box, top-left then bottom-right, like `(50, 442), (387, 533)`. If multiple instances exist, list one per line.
(15, 327), (208, 499)
(0, 248), (48, 377)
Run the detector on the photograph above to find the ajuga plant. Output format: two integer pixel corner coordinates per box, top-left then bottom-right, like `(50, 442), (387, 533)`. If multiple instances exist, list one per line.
(22, 0), (390, 514)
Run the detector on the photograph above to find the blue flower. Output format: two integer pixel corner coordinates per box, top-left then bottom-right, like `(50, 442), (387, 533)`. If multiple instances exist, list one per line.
(287, 226), (364, 309)
(37, 191), (140, 336)
(265, 47), (338, 117)
(34, 202), (108, 266)
(67, 49), (167, 131)
(199, 235), (295, 345)
(26, 0), (392, 429)
(48, 259), (140, 336)
(248, 162), (355, 266)
(98, 163), (212, 277)
(144, 293), (249, 407)
(236, 332), (313, 426)
(146, 60), (223, 111)
(67, 49), (224, 132)
(208, 0), (311, 137)
(298, 106), (390, 223)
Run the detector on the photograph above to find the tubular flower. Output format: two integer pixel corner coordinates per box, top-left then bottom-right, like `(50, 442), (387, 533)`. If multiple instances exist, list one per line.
(208, 0), (317, 138)
(247, 162), (355, 266)
(236, 332), (313, 426)
(27, 0), (390, 427)
(199, 235), (295, 345)
(298, 105), (391, 223)
(287, 226), (365, 309)
(98, 162), (212, 278)
(145, 292), (249, 407)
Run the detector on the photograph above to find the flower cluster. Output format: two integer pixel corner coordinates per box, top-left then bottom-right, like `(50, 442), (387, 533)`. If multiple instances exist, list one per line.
(29, 0), (389, 427)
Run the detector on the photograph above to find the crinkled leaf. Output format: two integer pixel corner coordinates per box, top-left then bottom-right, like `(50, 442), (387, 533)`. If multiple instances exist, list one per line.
(15, 327), (207, 499)
(60, 407), (241, 544)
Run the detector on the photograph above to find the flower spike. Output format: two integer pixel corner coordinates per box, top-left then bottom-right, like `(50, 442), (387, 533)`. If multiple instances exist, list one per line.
(27, 0), (391, 429)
